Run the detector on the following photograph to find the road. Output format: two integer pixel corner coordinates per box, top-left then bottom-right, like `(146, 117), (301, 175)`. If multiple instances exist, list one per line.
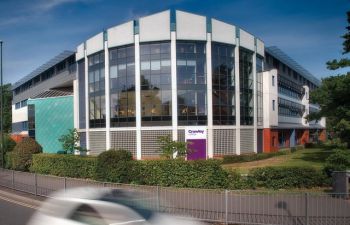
(0, 196), (36, 225)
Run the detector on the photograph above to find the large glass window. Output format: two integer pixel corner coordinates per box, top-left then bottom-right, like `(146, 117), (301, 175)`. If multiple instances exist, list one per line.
(177, 42), (207, 125)
(140, 42), (171, 126)
(212, 43), (235, 125)
(88, 51), (105, 128)
(239, 48), (254, 125)
(110, 46), (135, 127)
(256, 56), (263, 126)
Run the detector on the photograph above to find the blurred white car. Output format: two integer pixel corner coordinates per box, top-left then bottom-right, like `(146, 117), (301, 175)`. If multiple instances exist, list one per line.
(27, 187), (206, 225)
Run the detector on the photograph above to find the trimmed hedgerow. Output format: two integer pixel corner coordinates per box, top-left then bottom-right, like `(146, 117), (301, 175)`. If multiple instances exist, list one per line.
(30, 153), (97, 179)
(94, 149), (133, 183)
(130, 159), (229, 189)
(222, 151), (288, 164)
(249, 166), (330, 189)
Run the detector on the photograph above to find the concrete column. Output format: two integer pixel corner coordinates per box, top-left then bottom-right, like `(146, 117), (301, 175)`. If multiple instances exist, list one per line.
(290, 129), (296, 147)
(206, 33), (213, 158)
(84, 49), (90, 150)
(171, 31), (178, 141)
(235, 39), (240, 155)
(135, 34), (142, 160)
(253, 50), (257, 153)
(104, 41), (111, 150)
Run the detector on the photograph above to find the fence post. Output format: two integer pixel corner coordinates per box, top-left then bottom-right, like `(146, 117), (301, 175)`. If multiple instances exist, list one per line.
(305, 193), (309, 225)
(64, 177), (66, 191)
(225, 190), (228, 225)
(156, 186), (160, 212)
(34, 173), (37, 196)
(11, 170), (14, 188)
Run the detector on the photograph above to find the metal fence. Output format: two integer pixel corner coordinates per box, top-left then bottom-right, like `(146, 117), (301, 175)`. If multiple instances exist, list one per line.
(0, 168), (349, 225)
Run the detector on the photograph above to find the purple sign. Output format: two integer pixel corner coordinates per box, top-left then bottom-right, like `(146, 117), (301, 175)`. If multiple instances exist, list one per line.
(187, 139), (206, 160)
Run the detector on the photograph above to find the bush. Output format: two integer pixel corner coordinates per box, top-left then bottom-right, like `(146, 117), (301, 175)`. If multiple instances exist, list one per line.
(11, 138), (42, 171)
(1, 134), (16, 153)
(222, 151), (288, 164)
(131, 159), (229, 189)
(30, 154), (97, 178)
(250, 166), (329, 189)
(226, 169), (256, 189)
(95, 149), (133, 183)
(323, 138), (347, 150)
(323, 149), (350, 176)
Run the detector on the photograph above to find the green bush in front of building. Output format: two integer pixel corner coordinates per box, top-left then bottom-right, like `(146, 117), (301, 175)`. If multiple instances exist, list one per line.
(30, 153), (97, 178)
(222, 151), (288, 164)
(10, 138), (42, 171)
(323, 149), (350, 176)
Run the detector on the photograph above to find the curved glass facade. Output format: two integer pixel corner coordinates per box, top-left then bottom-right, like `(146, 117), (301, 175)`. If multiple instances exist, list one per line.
(177, 42), (207, 125)
(88, 51), (105, 128)
(212, 43), (235, 125)
(140, 42), (172, 126)
(109, 45), (135, 127)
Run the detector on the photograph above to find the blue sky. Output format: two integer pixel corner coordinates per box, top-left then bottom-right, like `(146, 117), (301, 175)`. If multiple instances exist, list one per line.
(0, 0), (348, 84)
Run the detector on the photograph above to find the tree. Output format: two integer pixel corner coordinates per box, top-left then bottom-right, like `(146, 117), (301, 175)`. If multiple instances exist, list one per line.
(309, 11), (350, 147)
(58, 128), (84, 154)
(1, 84), (12, 133)
(157, 135), (190, 159)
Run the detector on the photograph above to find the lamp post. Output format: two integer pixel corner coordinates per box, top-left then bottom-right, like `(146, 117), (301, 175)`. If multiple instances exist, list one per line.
(0, 40), (3, 168)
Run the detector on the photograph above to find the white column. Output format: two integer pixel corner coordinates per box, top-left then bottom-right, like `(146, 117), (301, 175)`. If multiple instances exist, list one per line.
(84, 49), (90, 150)
(104, 41), (111, 150)
(253, 50), (257, 153)
(135, 34), (142, 160)
(235, 39), (240, 155)
(73, 80), (79, 129)
(171, 31), (178, 141)
(206, 33), (213, 158)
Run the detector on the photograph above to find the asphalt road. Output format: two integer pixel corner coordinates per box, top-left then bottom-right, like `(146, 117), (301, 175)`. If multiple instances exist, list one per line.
(0, 197), (36, 225)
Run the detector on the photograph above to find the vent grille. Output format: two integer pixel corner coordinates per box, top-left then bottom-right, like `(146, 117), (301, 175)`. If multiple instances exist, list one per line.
(110, 131), (137, 157)
(178, 130), (185, 142)
(89, 131), (106, 155)
(141, 130), (172, 157)
(214, 129), (236, 155)
(240, 129), (254, 154)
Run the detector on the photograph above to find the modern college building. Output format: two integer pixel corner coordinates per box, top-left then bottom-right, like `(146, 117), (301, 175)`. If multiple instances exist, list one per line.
(11, 10), (326, 159)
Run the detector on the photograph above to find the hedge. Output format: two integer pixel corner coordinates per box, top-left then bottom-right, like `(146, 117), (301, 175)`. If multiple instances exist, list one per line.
(249, 166), (330, 189)
(323, 149), (350, 176)
(12, 138), (42, 171)
(222, 151), (288, 164)
(30, 154), (97, 179)
(131, 159), (229, 189)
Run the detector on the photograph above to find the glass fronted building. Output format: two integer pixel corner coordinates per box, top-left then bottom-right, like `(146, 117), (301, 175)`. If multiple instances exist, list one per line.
(11, 10), (326, 158)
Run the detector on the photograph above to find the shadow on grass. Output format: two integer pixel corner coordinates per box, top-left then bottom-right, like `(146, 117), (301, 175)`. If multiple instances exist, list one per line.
(298, 150), (333, 164)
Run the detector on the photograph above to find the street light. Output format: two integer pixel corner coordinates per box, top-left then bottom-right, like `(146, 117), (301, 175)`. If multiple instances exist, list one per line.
(0, 40), (3, 168)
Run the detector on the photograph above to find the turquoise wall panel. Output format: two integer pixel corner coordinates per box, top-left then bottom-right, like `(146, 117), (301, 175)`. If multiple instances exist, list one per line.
(28, 96), (73, 153)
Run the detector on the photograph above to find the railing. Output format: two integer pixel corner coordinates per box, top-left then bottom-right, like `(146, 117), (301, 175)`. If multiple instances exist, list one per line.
(0, 168), (349, 225)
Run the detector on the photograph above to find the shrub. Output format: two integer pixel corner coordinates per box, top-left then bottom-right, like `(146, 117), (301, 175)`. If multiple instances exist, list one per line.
(11, 138), (42, 171)
(95, 149), (133, 183)
(222, 151), (288, 164)
(30, 154), (97, 178)
(157, 135), (188, 159)
(323, 138), (347, 150)
(1, 134), (16, 153)
(58, 128), (85, 154)
(250, 166), (329, 189)
(226, 169), (256, 190)
(323, 149), (350, 176)
(131, 159), (229, 189)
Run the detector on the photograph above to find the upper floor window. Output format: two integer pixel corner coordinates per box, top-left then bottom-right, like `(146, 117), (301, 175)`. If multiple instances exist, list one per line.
(272, 75), (275, 86)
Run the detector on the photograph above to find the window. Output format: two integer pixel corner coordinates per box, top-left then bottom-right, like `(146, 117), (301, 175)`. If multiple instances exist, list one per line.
(22, 121), (28, 130)
(177, 41), (207, 125)
(110, 45), (135, 127)
(272, 75), (275, 86)
(212, 43), (235, 125)
(140, 42), (171, 126)
(15, 102), (21, 109)
(88, 51), (106, 128)
(239, 48), (254, 125)
(272, 100), (275, 111)
(21, 99), (27, 107)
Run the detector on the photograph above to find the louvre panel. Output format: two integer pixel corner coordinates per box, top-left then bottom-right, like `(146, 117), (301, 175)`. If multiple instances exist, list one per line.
(80, 132), (86, 149)
(178, 130), (185, 142)
(240, 129), (254, 153)
(89, 131), (106, 155)
(141, 130), (172, 156)
(214, 129), (236, 155)
(110, 131), (137, 157)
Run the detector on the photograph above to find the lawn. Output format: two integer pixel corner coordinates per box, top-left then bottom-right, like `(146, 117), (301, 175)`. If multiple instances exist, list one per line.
(222, 148), (333, 174)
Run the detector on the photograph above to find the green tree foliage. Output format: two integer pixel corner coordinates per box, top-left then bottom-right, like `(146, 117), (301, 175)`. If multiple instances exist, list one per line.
(1, 134), (16, 153)
(58, 128), (83, 154)
(11, 137), (42, 171)
(157, 135), (189, 159)
(324, 149), (350, 176)
(309, 11), (350, 146)
(0, 84), (13, 133)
